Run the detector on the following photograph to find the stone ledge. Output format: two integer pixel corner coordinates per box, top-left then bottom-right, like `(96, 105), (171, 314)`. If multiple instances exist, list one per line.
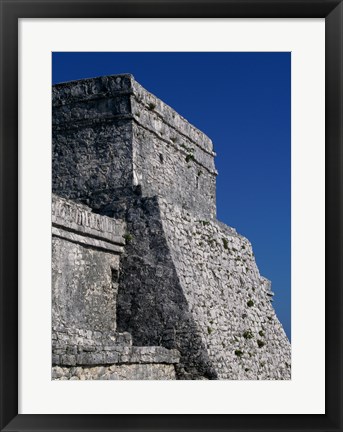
(132, 119), (217, 176)
(52, 329), (133, 346)
(53, 346), (180, 366)
(52, 74), (134, 106)
(52, 363), (177, 380)
(52, 194), (126, 241)
(53, 329), (180, 367)
(52, 226), (124, 254)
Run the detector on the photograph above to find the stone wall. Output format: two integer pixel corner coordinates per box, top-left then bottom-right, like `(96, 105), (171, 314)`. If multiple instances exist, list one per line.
(52, 194), (180, 379)
(52, 195), (126, 335)
(52, 74), (291, 380)
(131, 79), (217, 218)
(52, 74), (216, 218)
(52, 363), (177, 380)
(104, 195), (290, 380)
(52, 75), (133, 204)
(110, 195), (217, 380)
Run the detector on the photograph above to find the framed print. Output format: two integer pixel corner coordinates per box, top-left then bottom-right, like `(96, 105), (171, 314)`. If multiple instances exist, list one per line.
(0, 1), (342, 431)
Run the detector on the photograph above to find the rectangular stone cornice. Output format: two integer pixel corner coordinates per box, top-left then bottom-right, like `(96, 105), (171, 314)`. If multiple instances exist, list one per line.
(52, 74), (215, 156)
(52, 194), (126, 248)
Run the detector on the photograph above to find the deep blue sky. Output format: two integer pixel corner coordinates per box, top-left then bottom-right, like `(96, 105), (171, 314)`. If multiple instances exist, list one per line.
(53, 52), (291, 340)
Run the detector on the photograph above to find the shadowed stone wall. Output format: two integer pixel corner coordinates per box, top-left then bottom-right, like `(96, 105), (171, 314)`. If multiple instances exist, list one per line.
(107, 195), (217, 380)
(52, 194), (180, 380)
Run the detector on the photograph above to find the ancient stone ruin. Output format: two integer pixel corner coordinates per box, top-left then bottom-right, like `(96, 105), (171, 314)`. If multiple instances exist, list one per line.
(52, 74), (291, 380)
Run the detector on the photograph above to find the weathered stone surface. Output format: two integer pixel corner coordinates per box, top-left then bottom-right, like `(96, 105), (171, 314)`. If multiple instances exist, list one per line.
(159, 198), (290, 379)
(52, 327), (180, 367)
(53, 74), (216, 218)
(52, 363), (177, 380)
(52, 74), (291, 380)
(52, 195), (125, 245)
(52, 193), (180, 380)
(52, 236), (120, 334)
(111, 195), (217, 380)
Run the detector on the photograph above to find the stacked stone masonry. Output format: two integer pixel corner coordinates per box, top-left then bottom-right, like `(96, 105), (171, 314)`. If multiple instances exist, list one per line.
(52, 194), (180, 380)
(52, 74), (291, 380)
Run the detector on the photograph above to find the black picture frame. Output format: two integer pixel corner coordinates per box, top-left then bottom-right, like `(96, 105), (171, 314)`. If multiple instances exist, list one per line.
(1, 1), (342, 431)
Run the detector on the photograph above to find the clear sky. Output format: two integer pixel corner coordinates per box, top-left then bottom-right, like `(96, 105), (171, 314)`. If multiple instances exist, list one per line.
(53, 52), (291, 340)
